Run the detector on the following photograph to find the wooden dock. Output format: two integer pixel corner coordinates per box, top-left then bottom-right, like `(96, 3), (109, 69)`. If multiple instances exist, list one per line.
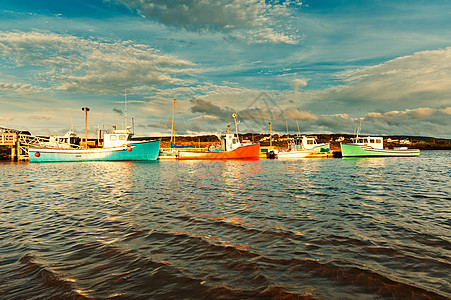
(0, 132), (29, 161)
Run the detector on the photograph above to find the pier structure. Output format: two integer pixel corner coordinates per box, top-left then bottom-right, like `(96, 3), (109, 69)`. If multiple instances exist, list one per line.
(1, 127), (27, 161)
(0, 127), (55, 161)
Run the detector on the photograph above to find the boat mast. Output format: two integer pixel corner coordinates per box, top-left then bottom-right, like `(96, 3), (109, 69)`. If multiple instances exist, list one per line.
(269, 122), (272, 148)
(124, 88), (127, 132)
(356, 119), (362, 139)
(170, 98), (176, 146)
(296, 120), (301, 136)
(232, 113), (239, 139)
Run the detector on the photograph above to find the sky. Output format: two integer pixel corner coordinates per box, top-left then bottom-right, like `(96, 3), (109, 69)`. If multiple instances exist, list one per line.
(0, 0), (450, 138)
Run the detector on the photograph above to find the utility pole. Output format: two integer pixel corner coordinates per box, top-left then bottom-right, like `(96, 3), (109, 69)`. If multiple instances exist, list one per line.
(82, 107), (90, 148)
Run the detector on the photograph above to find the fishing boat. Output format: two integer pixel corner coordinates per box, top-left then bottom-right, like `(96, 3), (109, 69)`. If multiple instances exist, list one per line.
(29, 92), (160, 162)
(340, 136), (420, 157)
(45, 130), (81, 149)
(277, 135), (330, 159)
(29, 128), (160, 162)
(177, 113), (260, 160)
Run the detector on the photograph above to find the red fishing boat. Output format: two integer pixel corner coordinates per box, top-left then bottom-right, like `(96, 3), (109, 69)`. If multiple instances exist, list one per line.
(178, 113), (260, 160)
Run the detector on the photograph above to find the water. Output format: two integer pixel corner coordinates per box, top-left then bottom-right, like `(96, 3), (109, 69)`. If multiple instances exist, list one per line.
(0, 151), (450, 299)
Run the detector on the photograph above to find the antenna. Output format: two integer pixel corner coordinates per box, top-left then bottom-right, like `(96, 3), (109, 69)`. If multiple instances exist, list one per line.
(296, 120), (301, 136)
(171, 98), (176, 145)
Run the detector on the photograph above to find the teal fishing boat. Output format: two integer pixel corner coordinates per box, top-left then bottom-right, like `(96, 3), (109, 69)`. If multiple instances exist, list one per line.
(340, 136), (420, 158)
(29, 129), (160, 162)
(29, 94), (160, 162)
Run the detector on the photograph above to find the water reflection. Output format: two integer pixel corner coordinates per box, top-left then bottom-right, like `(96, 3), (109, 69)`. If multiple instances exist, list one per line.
(0, 152), (449, 299)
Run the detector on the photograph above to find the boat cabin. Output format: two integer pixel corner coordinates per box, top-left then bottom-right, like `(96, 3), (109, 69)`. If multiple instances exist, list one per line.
(221, 133), (241, 151)
(351, 136), (383, 149)
(104, 129), (131, 148)
(48, 130), (81, 148)
(290, 136), (319, 151)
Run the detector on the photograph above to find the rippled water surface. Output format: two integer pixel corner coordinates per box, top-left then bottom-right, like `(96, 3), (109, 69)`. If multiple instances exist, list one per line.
(1, 151), (450, 299)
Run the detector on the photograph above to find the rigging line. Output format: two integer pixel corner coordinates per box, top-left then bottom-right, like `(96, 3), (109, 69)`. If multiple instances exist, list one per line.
(162, 98), (173, 131)
(180, 106), (196, 144)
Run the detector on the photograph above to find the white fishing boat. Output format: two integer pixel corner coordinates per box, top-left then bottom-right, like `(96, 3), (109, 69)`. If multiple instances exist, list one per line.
(45, 130), (81, 149)
(277, 135), (330, 159)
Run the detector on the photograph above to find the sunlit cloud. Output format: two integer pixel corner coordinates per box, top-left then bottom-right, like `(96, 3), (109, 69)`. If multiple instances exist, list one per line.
(29, 115), (51, 121)
(284, 108), (316, 120)
(0, 31), (197, 95)
(0, 81), (39, 94)
(440, 107), (451, 115)
(333, 47), (451, 108)
(0, 116), (14, 122)
(290, 78), (308, 91)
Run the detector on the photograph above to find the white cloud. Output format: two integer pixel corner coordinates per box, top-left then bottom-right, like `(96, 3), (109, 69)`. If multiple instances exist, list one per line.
(0, 31), (197, 95)
(29, 115), (51, 121)
(107, 0), (303, 44)
(290, 78), (308, 91)
(334, 47), (451, 108)
(361, 107), (450, 137)
(0, 82), (39, 94)
(0, 116), (14, 122)
(366, 107), (435, 121)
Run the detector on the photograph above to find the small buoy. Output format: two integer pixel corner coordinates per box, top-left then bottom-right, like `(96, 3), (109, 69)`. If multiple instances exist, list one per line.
(127, 146), (132, 152)
(34, 152), (40, 157)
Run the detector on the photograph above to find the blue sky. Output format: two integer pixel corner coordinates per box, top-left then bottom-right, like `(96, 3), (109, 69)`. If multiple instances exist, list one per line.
(0, 0), (450, 138)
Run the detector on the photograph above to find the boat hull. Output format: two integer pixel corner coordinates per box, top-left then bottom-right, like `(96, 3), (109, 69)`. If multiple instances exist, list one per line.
(29, 140), (160, 162)
(340, 143), (420, 157)
(277, 150), (312, 159)
(312, 143), (330, 153)
(178, 143), (260, 160)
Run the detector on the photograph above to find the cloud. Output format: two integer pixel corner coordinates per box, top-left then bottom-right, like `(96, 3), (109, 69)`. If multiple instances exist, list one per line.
(190, 98), (234, 120)
(107, 0), (303, 44)
(0, 116), (14, 122)
(290, 78), (308, 91)
(284, 108), (317, 120)
(0, 31), (196, 95)
(440, 107), (451, 115)
(29, 115), (51, 121)
(0, 82), (39, 94)
(113, 108), (123, 115)
(332, 47), (451, 109)
(361, 107), (450, 136)
(365, 107), (435, 121)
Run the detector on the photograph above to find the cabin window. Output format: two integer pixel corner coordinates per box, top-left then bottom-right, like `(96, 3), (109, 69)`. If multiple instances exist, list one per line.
(307, 140), (313, 145)
(370, 139), (375, 143)
(376, 139), (382, 143)
(119, 135), (126, 141)
(110, 135), (117, 141)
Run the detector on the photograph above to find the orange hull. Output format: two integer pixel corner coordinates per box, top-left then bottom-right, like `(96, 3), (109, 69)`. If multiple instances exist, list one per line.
(178, 143), (260, 160)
